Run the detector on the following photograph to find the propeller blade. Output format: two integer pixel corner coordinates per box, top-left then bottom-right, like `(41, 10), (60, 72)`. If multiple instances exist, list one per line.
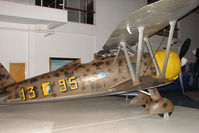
(179, 71), (184, 95)
(192, 48), (199, 78)
(178, 38), (191, 95)
(192, 49), (197, 56)
(193, 58), (199, 78)
(181, 57), (188, 67)
(179, 38), (191, 60)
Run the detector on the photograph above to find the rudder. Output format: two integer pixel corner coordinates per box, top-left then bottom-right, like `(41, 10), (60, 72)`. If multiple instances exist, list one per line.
(0, 63), (15, 93)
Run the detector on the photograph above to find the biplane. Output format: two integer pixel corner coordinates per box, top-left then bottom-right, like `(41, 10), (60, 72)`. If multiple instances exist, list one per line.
(0, 0), (199, 118)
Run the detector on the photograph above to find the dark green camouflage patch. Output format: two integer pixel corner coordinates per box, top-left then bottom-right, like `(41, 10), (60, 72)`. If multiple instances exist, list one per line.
(52, 93), (57, 97)
(162, 103), (168, 109)
(122, 76), (126, 79)
(30, 78), (38, 83)
(118, 59), (123, 67)
(81, 85), (86, 90)
(54, 73), (60, 77)
(106, 61), (110, 66)
(118, 69), (122, 74)
(92, 72), (97, 75)
(113, 78), (118, 82)
(51, 82), (56, 88)
(64, 71), (70, 77)
(6, 75), (10, 79)
(72, 63), (79, 67)
(0, 74), (5, 80)
(92, 62), (104, 69)
(107, 69), (114, 73)
(15, 93), (20, 99)
(75, 65), (85, 70)
(59, 69), (64, 72)
(96, 83), (101, 90)
(90, 83), (95, 90)
(14, 86), (19, 90)
(104, 83), (106, 88)
(83, 73), (88, 77)
(86, 69), (90, 72)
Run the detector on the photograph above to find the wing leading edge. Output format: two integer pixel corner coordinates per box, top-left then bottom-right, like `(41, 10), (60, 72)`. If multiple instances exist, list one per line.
(103, 0), (199, 50)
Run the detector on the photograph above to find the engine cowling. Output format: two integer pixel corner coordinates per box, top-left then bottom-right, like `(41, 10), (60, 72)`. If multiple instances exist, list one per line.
(155, 49), (181, 80)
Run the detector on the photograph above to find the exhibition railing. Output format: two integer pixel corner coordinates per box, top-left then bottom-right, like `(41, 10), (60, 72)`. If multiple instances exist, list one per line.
(3, 0), (95, 24)
(43, 0), (95, 24)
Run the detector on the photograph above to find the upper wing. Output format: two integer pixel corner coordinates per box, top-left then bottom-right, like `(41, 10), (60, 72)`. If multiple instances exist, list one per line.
(103, 0), (199, 50)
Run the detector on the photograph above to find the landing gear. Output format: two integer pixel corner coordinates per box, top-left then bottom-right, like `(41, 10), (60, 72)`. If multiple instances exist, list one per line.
(143, 97), (174, 115)
(130, 88), (174, 119)
(130, 91), (151, 106)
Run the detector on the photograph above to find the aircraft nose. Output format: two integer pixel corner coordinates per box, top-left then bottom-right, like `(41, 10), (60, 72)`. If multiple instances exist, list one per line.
(155, 49), (181, 80)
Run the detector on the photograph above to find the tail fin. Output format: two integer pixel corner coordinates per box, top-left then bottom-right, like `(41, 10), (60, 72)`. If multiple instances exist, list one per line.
(0, 63), (15, 93)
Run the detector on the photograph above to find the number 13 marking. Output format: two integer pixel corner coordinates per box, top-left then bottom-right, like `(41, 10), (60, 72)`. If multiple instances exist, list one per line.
(20, 86), (36, 101)
(20, 88), (26, 101)
(27, 86), (36, 99)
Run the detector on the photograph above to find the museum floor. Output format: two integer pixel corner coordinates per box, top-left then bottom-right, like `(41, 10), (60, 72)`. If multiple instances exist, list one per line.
(0, 91), (199, 133)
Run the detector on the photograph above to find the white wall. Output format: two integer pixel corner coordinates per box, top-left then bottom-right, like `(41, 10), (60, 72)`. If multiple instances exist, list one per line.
(4, 0), (35, 5)
(1, 0), (198, 79)
(95, 0), (147, 51)
(0, 0), (147, 78)
(179, 11), (199, 63)
(0, 0), (67, 25)
(33, 30), (96, 76)
(0, 29), (29, 77)
(0, 21), (96, 78)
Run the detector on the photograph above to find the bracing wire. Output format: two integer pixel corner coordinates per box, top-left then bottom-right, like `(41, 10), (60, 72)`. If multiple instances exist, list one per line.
(142, 30), (168, 77)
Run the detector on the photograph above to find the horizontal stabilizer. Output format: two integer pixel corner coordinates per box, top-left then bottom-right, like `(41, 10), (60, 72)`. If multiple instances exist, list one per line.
(0, 63), (15, 93)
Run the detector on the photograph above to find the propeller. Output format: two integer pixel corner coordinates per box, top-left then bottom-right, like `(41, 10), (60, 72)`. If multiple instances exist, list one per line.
(179, 38), (191, 60)
(192, 48), (199, 78)
(178, 38), (191, 95)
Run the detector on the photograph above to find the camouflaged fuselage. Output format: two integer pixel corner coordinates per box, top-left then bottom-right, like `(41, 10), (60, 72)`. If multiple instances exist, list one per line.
(3, 53), (156, 103)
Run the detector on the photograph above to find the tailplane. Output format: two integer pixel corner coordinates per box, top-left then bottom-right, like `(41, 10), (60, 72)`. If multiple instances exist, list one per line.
(0, 63), (15, 93)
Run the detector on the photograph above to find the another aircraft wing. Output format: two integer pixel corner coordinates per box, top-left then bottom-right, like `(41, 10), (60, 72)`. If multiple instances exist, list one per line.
(103, 0), (199, 50)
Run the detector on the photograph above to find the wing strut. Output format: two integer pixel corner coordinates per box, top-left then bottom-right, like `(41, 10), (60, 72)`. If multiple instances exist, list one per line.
(114, 46), (121, 62)
(120, 42), (136, 82)
(121, 26), (145, 83)
(179, 71), (185, 95)
(144, 37), (161, 76)
(136, 26), (145, 80)
(126, 45), (135, 55)
(162, 20), (177, 76)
